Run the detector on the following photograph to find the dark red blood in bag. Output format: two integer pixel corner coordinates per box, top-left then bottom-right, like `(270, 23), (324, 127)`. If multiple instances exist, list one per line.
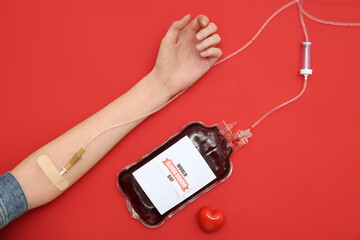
(118, 122), (233, 227)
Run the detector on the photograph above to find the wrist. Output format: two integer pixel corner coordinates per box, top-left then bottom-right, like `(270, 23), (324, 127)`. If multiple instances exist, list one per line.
(147, 69), (174, 101)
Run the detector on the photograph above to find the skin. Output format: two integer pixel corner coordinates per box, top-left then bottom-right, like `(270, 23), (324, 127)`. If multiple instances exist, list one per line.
(11, 14), (222, 210)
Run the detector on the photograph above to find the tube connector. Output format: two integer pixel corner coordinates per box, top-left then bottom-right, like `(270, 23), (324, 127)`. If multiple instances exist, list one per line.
(219, 121), (252, 151)
(60, 148), (85, 175)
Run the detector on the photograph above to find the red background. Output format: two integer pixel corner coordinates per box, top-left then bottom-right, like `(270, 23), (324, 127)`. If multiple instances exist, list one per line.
(1, 0), (360, 239)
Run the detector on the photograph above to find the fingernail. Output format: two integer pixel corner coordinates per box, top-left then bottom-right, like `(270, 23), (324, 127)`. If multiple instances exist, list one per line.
(201, 18), (207, 26)
(200, 50), (208, 57)
(196, 43), (204, 50)
(196, 33), (204, 41)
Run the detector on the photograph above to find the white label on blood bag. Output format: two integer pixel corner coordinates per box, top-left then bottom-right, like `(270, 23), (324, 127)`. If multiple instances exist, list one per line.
(133, 136), (216, 215)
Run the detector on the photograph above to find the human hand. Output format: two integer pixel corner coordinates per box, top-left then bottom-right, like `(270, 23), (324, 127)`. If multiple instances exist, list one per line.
(151, 14), (222, 96)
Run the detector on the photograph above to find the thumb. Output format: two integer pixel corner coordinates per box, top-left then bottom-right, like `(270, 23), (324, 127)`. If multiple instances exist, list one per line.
(163, 14), (191, 43)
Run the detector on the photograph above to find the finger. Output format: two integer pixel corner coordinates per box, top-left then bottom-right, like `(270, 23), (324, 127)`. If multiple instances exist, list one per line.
(196, 22), (217, 41)
(196, 34), (221, 51)
(187, 14), (209, 32)
(200, 47), (222, 58)
(163, 14), (191, 43)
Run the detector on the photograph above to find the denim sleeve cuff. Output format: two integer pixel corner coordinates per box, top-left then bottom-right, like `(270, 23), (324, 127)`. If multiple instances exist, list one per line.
(0, 172), (29, 229)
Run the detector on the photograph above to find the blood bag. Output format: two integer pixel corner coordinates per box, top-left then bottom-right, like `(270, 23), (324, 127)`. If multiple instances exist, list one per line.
(117, 121), (251, 228)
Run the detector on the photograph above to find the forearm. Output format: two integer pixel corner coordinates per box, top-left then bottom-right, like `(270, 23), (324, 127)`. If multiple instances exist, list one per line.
(11, 71), (171, 209)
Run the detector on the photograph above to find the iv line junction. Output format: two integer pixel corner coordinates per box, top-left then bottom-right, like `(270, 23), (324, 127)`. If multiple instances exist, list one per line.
(59, 0), (360, 176)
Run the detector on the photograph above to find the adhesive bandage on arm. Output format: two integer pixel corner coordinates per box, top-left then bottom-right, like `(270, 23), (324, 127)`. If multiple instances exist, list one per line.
(37, 155), (69, 191)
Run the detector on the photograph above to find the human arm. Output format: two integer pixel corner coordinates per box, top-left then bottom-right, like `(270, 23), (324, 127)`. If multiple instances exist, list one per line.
(9, 14), (222, 210)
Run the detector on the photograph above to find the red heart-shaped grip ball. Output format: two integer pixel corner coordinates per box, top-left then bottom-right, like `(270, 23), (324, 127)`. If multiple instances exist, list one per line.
(198, 207), (225, 233)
